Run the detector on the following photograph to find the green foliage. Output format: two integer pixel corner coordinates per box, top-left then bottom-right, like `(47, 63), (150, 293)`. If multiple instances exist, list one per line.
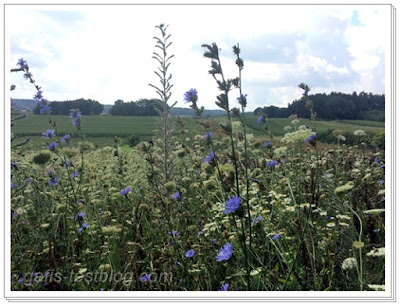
(32, 150), (51, 165)
(317, 129), (381, 148)
(360, 110), (385, 122)
(372, 132), (385, 149)
(11, 131), (386, 291)
(33, 98), (103, 115)
(124, 135), (140, 147)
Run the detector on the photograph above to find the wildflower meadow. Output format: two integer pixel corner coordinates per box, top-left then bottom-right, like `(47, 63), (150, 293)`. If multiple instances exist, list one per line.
(9, 24), (386, 293)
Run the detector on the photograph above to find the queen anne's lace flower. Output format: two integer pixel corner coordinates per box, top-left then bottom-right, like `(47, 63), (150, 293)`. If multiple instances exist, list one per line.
(342, 257), (357, 270)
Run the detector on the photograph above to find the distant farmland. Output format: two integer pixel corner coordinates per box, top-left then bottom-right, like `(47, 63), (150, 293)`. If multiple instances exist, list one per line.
(11, 114), (385, 150)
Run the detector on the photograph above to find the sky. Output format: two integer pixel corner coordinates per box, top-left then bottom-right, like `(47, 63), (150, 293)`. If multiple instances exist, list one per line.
(6, 4), (390, 111)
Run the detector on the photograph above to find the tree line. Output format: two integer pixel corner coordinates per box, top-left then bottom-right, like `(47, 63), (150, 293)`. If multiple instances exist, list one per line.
(33, 98), (103, 115)
(109, 99), (163, 116)
(254, 91), (385, 121)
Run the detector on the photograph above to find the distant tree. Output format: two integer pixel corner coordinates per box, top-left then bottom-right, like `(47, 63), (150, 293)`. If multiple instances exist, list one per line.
(254, 92), (384, 121)
(34, 98), (103, 115)
(109, 99), (162, 116)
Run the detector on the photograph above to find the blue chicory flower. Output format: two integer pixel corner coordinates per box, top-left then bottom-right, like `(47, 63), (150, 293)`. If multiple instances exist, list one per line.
(237, 94), (248, 106)
(71, 171), (78, 179)
(39, 104), (51, 114)
(42, 129), (55, 139)
(185, 249), (195, 258)
(257, 115), (265, 123)
(140, 274), (152, 283)
(272, 233), (281, 240)
(46, 142), (57, 151)
(204, 132), (213, 139)
(252, 215), (263, 226)
(216, 243), (233, 262)
(17, 58), (27, 69)
(172, 191), (180, 199)
(61, 134), (70, 142)
(184, 88), (198, 103)
(48, 176), (59, 186)
(23, 71), (32, 79)
(73, 212), (85, 220)
(120, 186), (131, 196)
(33, 90), (43, 101)
(223, 195), (241, 214)
(203, 151), (215, 163)
(219, 283), (229, 291)
(168, 230), (179, 237)
(69, 109), (82, 128)
(305, 134), (317, 143)
(266, 160), (278, 167)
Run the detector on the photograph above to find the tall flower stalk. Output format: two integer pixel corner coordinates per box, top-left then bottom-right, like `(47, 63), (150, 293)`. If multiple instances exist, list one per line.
(233, 43), (253, 261)
(201, 42), (250, 290)
(149, 24), (176, 184)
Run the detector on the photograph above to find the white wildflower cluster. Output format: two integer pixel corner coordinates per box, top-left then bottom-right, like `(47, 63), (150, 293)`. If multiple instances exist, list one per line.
(281, 129), (316, 144)
(274, 146), (287, 158)
(366, 247), (385, 257)
(334, 181), (354, 196)
(341, 257), (358, 270)
(367, 284), (385, 291)
(363, 209), (385, 215)
(201, 222), (217, 237)
(353, 130), (366, 136)
(231, 121), (242, 134)
(268, 190), (291, 205)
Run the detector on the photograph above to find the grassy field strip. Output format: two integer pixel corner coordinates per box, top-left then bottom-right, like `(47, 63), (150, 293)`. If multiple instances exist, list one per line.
(11, 114), (384, 150)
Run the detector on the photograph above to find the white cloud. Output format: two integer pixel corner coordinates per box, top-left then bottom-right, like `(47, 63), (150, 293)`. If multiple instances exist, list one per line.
(7, 4), (389, 111)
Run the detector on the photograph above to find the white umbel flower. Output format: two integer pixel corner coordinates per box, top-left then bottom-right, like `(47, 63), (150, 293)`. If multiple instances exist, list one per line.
(342, 257), (358, 270)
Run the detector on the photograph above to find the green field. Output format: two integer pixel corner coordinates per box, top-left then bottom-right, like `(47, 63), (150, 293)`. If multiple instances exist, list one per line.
(11, 114), (385, 150)
(238, 115), (384, 137)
